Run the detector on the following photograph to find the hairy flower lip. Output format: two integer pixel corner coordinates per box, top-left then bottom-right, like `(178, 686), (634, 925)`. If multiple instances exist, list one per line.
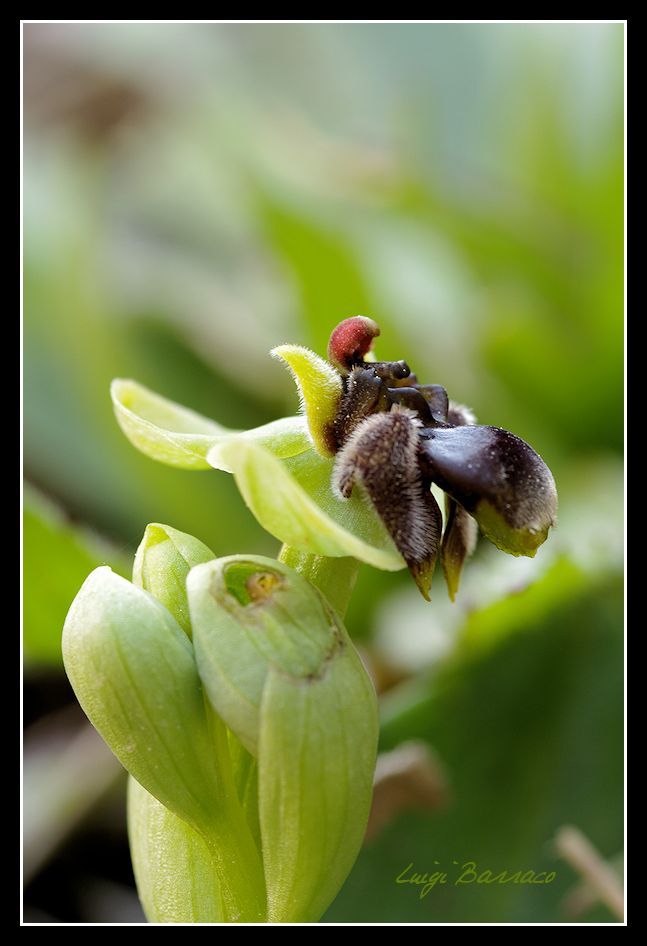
(320, 325), (557, 592)
(332, 406), (441, 600)
(418, 424), (558, 557)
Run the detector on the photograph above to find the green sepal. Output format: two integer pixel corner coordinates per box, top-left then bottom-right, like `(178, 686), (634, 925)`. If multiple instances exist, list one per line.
(111, 378), (311, 470)
(208, 440), (403, 571)
(271, 344), (342, 457)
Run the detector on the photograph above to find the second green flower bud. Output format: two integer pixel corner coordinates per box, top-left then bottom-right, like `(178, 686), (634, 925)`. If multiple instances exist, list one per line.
(188, 555), (379, 922)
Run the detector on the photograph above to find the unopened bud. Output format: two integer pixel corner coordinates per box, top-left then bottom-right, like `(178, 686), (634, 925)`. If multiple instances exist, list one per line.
(188, 556), (378, 922)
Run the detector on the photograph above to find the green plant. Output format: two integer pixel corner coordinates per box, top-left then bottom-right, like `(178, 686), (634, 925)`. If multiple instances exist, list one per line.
(63, 318), (557, 923)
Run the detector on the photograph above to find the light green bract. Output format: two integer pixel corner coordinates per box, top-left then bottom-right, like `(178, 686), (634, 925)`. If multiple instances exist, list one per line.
(111, 368), (405, 572)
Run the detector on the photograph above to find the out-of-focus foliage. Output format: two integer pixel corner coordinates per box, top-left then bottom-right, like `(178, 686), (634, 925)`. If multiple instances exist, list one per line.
(23, 22), (623, 923)
(23, 488), (130, 667)
(328, 564), (623, 923)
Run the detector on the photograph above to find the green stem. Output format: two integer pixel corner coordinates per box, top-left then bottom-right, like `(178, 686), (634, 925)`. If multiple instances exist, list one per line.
(199, 700), (267, 922)
(277, 546), (359, 619)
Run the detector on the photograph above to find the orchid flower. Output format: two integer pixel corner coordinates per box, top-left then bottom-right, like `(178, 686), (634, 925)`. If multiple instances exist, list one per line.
(111, 317), (557, 601)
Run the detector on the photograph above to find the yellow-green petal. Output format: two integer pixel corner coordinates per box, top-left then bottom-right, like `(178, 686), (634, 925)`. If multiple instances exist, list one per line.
(207, 439), (404, 571)
(112, 379), (227, 469)
(271, 344), (343, 457)
(112, 378), (311, 470)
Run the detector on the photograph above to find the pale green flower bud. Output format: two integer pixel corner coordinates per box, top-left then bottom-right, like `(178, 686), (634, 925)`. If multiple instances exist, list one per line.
(126, 524), (225, 922)
(62, 567), (220, 835)
(132, 523), (214, 636)
(63, 563), (266, 922)
(188, 556), (378, 922)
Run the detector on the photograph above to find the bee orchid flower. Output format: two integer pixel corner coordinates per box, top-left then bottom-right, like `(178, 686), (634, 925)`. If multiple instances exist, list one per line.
(112, 317), (557, 601)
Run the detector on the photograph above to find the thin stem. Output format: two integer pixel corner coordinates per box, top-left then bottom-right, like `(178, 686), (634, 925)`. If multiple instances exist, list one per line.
(198, 699), (267, 922)
(554, 825), (624, 921)
(278, 546), (359, 619)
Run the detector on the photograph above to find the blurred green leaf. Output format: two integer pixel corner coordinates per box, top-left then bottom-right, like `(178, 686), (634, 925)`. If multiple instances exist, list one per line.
(23, 488), (129, 668)
(326, 563), (623, 923)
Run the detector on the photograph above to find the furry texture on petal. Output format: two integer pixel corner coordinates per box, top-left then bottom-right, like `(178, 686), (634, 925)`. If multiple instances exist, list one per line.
(420, 424), (557, 557)
(333, 407), (442, 599)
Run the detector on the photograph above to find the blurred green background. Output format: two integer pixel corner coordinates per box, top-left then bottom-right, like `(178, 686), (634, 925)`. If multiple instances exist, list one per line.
(23, 22), (624, 923)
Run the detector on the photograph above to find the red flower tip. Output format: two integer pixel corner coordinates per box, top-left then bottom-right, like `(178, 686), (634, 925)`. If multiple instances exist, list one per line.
(327, 317), (380, 374)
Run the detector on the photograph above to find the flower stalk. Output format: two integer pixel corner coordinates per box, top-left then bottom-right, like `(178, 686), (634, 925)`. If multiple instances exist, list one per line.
(277, 545), (359, 618)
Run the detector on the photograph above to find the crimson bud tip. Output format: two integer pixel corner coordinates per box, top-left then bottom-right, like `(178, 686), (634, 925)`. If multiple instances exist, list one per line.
(327, 317), (380, 374)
